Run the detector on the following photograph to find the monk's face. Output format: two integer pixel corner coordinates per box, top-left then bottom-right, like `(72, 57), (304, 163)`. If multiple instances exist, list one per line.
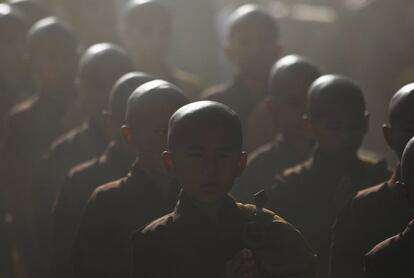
(131, 98), (183, 178)
(31, 41), (78, 95)
(310, 106), (368, 158)
(166, 125), (246, 204)
(0, 22), (26, 85)
(386, 114), (414, 159)
(226, 21), (280, 80)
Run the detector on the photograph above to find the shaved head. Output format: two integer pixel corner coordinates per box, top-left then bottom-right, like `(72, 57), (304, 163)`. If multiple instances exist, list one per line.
(9, 0), (48, 26)
(402, 136), (414, 186)
(27, 17), (76, 55)
(109, 72), (154, 126)
(168, 101), (242, 152)
(269, 55), (321, 99)
(0, 4), (26, 32)
(78, 43), (134, 98)
(227, 4), (278, 43)
(125, 79), (188, 130)
(389, 83), (414, 126)
(307, 75), (366, 119)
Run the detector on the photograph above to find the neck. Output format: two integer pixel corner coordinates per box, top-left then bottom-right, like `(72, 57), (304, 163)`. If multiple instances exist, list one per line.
(133, 55), (169, 78)
(140, 163), (171, 197)
(282, 133), (314, 155)
(193, 198), (225, 224)
(239, 73), (268, 102)
(315, 147), (358, 168)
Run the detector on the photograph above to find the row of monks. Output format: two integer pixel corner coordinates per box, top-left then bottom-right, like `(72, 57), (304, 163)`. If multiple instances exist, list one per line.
(1, 1), (414, 278)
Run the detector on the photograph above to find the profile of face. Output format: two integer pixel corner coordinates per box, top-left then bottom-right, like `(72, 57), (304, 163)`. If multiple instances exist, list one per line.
(384, 120), (414, 160)
(401, 137), (414, 209)
(124, 4), (172, 64)
(226, 17), (280, 80)
(124, 98), (184, 178)
(164, 125), (247, 204)
(270, 82), (311, 138)
(31, 40), (78, 96)
(308, 106), (368, 159)
(0, 15), (27, 86)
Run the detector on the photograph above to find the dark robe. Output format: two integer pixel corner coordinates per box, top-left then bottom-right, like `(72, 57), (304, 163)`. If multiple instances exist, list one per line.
(330, 168), (413, 278)
(52, 140), (131, 278)
(232, 135), (313, 203)
(365, 218), (414, 278)
(266, 149), (390, 277)
(71, 161), (178, 278)
(131, 193), (317, 278)
(0, 94), (67, 277)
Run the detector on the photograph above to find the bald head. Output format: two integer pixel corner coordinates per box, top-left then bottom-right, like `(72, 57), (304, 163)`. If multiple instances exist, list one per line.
(121, 0), (171, 62)
(228, 4), (278, 43)
(269, 55), (321, 99)
(126, 79), (188, 130)
(389, 83), (414, 126)
(168, 101), (242, 152)
(27, 17), (76, 55)
(109, 72), (154, 126)
(9, 0), (48, 26)
(402, 136), (414, 186)
(0, 4), (26, 32)
(123, 0), (170, 20)
(307, 75), (366, 119)
(79, 43), (134, 98)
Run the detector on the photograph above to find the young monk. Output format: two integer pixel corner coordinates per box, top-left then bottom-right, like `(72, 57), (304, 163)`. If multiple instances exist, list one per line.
(0, 16), (78, 277)
(0, 4), (29, 137)
(52, 72), (153, 278)
(71, 80), (189, 278)
(233, 55), (320, 202)
(265, 75), (390, 277)
(120, 0), (200, 100)
(34, 43), (134, 213)
(30, 42), (134, 277)
(131, 101), (317, 278)
(330, 83), (414, 278)
(9, 0), (49, 26)
(364, 136), (414, 278)
(202, 4), (281, 150)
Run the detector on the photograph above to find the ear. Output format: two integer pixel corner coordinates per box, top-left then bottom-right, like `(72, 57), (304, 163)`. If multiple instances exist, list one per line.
(382, 124), (393, 148)
(224, 46), (237, 66)
(302, 114), (313, 135)
(236, 152), (248, 177)
(102, 110), (113, 129)
(121, 125), (133, 145)
(162, 151), (174, 174)
(363, 112), (370, 135)
(264, 96), (277, 113)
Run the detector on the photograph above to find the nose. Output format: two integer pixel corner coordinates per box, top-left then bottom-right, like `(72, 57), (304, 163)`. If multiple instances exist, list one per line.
(202, 155), (219, 179)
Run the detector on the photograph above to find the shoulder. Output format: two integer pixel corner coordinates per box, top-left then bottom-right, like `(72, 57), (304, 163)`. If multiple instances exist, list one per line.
(49, 125), (86, 153)
(352, 181), (390, 211)
(88, 178), (126, 205)
(236, 203), (289, 225)
(173, 70), (202, 89)
(359, 150), (391, 182)
(6, 97), (37, 126)
(272, 160), (312, 189)
(131, 211), (176, 245)
(200, 82), (232, 101)
(237, 203), (317, 273)
(247, 142), (276, 166)
(67, 158), (100, 189)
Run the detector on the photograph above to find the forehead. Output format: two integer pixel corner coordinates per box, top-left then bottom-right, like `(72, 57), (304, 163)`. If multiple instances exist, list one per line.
(132, 96), (184, 127)
(175, 123), (240, 149)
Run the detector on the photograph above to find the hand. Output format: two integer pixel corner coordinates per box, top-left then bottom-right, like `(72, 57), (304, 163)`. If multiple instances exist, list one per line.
(226, 248), (257, 278)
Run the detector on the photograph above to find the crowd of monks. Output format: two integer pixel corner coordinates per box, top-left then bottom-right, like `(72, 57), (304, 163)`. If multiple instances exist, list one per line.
(1, 1), (414, 278)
